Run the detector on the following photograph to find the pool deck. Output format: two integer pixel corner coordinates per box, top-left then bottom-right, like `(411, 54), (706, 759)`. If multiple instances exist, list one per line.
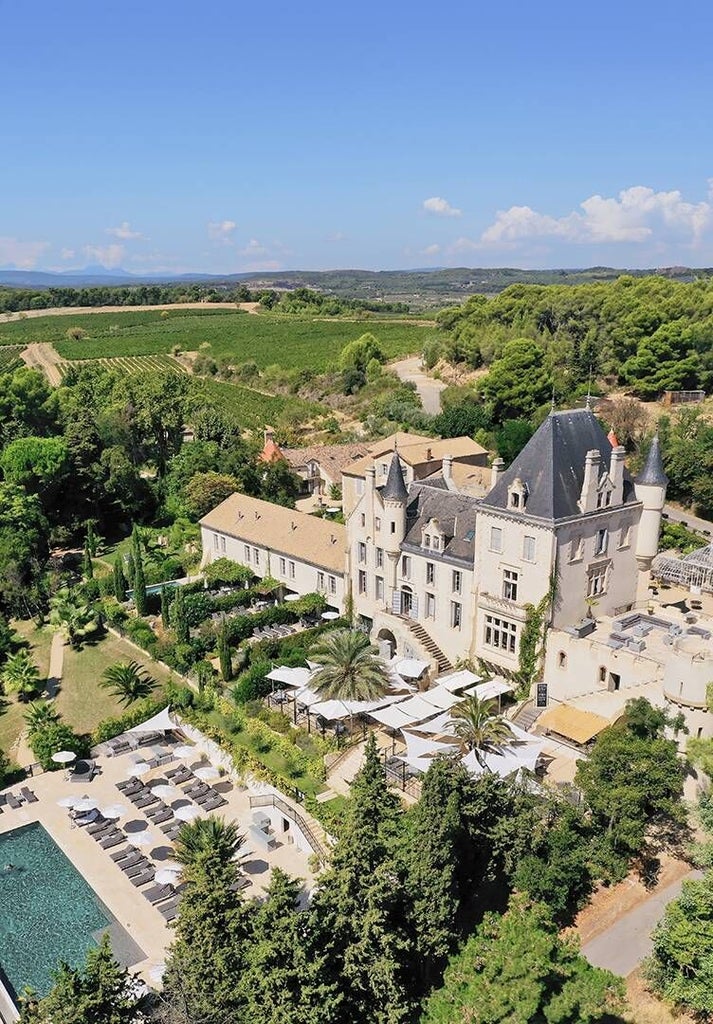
(0, 741), (318, 989)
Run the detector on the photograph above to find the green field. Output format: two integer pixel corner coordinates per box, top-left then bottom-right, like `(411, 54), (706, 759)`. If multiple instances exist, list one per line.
(0, 308), (435, 370)
(0, 345), (24, 373)
(59, 353), (187, 379)
(194, 378), (324, 430)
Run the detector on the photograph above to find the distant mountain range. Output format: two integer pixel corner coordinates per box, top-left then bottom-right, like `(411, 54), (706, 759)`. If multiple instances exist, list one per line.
(1, 264), (710, 305)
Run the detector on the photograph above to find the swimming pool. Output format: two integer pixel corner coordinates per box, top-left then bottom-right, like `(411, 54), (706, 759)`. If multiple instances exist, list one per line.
(0, 822), (112, 1001)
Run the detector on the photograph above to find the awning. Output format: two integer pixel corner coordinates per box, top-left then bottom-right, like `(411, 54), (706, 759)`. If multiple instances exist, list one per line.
(403, 730), (458, 760)
(438, 669), (481, 692)
(369, 703), (422, 730)
(266, 666), (313, 688)
(418, 686), (463, 710)
(310, 692), (408, 721)
(392, 657), (429, 679)
(409, 709), (457, 736)
(474, 678), (513, 701)
(537, 704), (610, 745)
(127, 706), (175, 735)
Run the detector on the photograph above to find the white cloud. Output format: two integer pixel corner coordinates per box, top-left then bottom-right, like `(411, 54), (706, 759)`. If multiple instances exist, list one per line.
(60, 248), (76, 261)
(106, 221), (143, 240)
(423, 196), (461, 217)
(0, 237), (50, 269)
(449, 237), (480, 253)
(420, 243), (441, 256)
(208, 219), (237, 243)
(239, 238), (267, 256)
(83, 244), (125, 268)
(481, 183), (713, 246)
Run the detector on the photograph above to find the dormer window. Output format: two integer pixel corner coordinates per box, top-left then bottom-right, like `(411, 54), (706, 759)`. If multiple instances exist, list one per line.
(432, 536), (440, 551)
(424, 534), (431, 548)
(508, 477), (528, 511)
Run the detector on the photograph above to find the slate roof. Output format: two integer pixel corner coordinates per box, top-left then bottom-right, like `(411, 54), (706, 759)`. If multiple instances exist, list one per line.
(637, 436), (668, 487)
(480, 409), (637, 522)
(381, 452), (409, 503)
(402, 483), (478, 563)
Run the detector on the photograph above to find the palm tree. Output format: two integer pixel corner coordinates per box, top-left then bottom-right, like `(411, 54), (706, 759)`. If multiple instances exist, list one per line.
(101, 661), (157, 706)
(1, 650), (43, 701)
(175, 816), (244, 870)
(451, 695), (515, 766)
(49, 588), (99, 648)
(24, 700), (61, 735)
(309, 629), (390, 705)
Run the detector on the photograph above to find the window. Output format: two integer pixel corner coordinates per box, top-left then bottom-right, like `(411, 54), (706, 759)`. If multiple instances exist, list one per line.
(358, 570), (367, 595)
(220, 535), (226, 553)
(390, 522), (396, 534)
(425, 593), (436, 619)
(375, 576), (384, 601)
(289, 560), (296, 579)
(490, 526), (502, 553)
(587, 566), (608, 597)
(358, 542), (367, 563)
(569, 536), (583, 562)
(432, 536), (440, 551)
(381, 463), (388, 476)
(328, 575), (336, 594)
(213, 533), (219, 550)
(426, 562), (435, 585)
(452, 570), (462, 593)
(509, 491), (520, 509)
(502, 568), (519, 602)
(253, 547), (260, 566)
(375, 547), (384, 569)
(375, 517), (381, 530)
(317, 572), (325, 590)
(401, 555), (411, 579)
(522, 535), (536, 562)
(596, 490), (612, 509)
(558, 651), (567, 669)
(423, 534), (431, 548)
(279, 557), (286, 576)
(598, 666), (607, 683)
(451, 601), (462, 630)
(484, 614), (517, 653)
(244, 544), (251, 561)
(360, 513), (366, 527)
(619, 523), (631, 548)
(356, 478), (364, 495)
(595, 528), (608, 556)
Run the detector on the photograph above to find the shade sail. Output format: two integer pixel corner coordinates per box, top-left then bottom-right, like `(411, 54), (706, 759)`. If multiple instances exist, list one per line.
(409, 710), (457, 736)
(474, 678), (514, 701)
(418, 686), (463, 711)
(310, 692), (411, 721)
(403, 730), (458, 760)
(394, 695), (445, 721)
(438, 669), (481, 692)
(537, 704), (610, 745)
(266, 666), (313, 688)
(368, 703), (421, 730)
(127, 706), (176, 735)
(392, 657), (429, 679)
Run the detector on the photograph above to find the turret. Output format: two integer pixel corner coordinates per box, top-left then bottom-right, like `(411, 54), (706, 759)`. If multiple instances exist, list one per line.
(634, 436), (668, 570)
(382, 452), (408, 554)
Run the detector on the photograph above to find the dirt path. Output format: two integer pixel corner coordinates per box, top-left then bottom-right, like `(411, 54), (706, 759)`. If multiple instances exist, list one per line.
(0, 301), (251, 324)
(390, 355), (447, 415)
(20, 342), (66, 385)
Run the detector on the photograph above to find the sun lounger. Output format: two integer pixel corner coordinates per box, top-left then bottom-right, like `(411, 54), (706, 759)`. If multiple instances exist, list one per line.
(155, 751), (175, 766)
(130, 868), (155, 887)
(6, 793), (22, 809)
(20, 787), (38, 804)
(133, 794), (158, 809)
(99, 832), (125, 849)
(143, 883), (174, 904)
(123, 858), (152, 878)
(115, 851), (145, 870)
(201, 796), (227, 811)
(86, 818), (112, 835)
(110, 845), (137, 862)
(165, 766), (187, 780)
(107, 738), (131, 756)
(147, 808), (173, 825)
(163, 824), (182, 841)
(127, 789), (149, 804)
(158, 896), (181, 922)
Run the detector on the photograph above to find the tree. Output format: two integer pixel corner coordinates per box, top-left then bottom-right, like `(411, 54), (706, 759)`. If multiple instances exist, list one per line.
(309, 629), (390, 706)
(183, 471), (239, 519)
(422, 895), (625, 1024)
(128, 372), (189, 477)
(495, 419), (535, 465)
(1, 650), (43, 701)
(18, 934), (147, 1024)
(131, 526), (148, 616)
(23, 700), (61, 735)
(432, 397), (491, 439)
(174, 815), (244, 871)
(0, 482), (50, 617)
(450, 695), (514, 765)
(204, 557), (253, 588)
(48, 588), (100, 648)
(112, 559), (127, 602)
(217, 624), (232, 682)
(101, 661), (157, 706)
(171, 586), (190, 644)
(160, 585), (171, 628)
(339, 333), (385, 374)
(478, 338), (552, 424)
(29, 721), (85, 770)
(0, 435), (69, 501)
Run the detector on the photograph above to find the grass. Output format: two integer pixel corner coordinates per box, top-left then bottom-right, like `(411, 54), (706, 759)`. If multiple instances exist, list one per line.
(0, 622), (55, 758)
(193, 378), (324, 430)
(0, 308), (438, 370)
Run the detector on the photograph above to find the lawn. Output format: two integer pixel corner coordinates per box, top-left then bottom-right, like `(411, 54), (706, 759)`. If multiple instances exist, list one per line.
(0, 308), (438, 371)
(0, 622), (56, 758)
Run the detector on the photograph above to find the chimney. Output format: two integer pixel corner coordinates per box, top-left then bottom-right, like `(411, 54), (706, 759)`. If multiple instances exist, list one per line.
(264, 426), (275, 444)
(609, 445), (626, 505)
(579, 449), (601, 512)
(442, 454), (456, 492)
(426, 447), (433, 461)
(365, 465), (376, 504)
(490, 457), (505, 491)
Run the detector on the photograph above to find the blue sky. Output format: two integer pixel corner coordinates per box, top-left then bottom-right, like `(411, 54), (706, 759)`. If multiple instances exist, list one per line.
(2, 0), (712, 273)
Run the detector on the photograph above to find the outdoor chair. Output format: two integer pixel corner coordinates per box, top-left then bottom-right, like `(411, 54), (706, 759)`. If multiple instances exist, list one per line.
(20, 787), (38, 803)
(193, 792), (215, 806)
(117, 779), (142, 793)
(134, 794), (159, 809)
(130, 868), (156, 887)
(148, 808), (173, 825)
(99, 832), (125, 849)
(127, 790), (149, 805)
(86, 818), (112, 836)
(115, 852), (145, 871)
(107, 739), (131, 756)
(6, 793), (22, 809)
(201, 796), (227, 811)
(110, 845), (137, 862)
(155, 751), (175, 766)
(143, 883), (174, 904)
(163, 824), (182, 841)
(164, 766), (186, 780)
(160, 820), (179, 835)
(158, 896), (181, 922)
(122, 857), (151, 877)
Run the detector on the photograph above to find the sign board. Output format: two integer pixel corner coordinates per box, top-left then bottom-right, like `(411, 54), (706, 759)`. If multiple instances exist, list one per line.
(536, 683), (548, 708)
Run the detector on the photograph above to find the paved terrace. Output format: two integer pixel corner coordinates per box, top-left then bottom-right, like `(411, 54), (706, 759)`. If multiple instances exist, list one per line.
(0, 735), (318, 991)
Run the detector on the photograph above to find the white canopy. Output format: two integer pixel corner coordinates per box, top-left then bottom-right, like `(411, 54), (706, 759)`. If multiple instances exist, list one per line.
(310, 691), (410, 721)
(369, 703), (422, 730)
(403, 730), (458, 760)
(410, 709), (458, 736)
(293, 685), (324, 708)
(418, 686), (464, 711)
(266, 666), (313, 688)
(474, 678), (514, 701)
(391, 657), (429, 679)
(394, 694), (445, 721)
(438, 669), (481, 692)
(461, 728), (545, 779)
(127, 706), (175, 735)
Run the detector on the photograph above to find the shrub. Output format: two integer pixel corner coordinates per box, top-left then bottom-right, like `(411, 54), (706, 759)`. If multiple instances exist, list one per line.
(232, 660), (272, 704)
(30, 723), (88, 770)
(204, 558), (254, 588)
(92, 697), (164, 744)
(66, 326), (87, 341)
(184, 592), (213, 627)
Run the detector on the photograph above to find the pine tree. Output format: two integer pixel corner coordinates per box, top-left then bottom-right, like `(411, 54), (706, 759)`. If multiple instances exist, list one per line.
(160, 585), (170, 629)
(131, 526), (147, 617)
(112, 559), (127, 602)
(171, 585), (189, 645)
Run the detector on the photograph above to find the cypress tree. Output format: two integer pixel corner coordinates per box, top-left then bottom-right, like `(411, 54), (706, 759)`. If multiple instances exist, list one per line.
(218, 625), (232, 681)
(112, 559), (127, 602)
(131, 526), (147, 617)
(82, 539), (94, 580)
(86, 521), (98, 557)
(160, 585), (170, 629)
(172, 585), (190, 644)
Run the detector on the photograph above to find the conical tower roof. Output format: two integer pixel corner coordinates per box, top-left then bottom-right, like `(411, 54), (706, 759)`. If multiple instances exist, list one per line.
(382, 452), (408, 503)
(637, 436), (668, 487)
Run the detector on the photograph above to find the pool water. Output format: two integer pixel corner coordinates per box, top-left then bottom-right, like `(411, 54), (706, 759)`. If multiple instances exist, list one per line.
(0, 822), (112, 1001)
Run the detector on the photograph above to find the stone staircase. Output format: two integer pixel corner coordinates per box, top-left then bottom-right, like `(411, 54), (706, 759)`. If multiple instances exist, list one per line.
(511, 700), (544, 731)
(404, 620), (453, 674)
(327, 741), (366, 797)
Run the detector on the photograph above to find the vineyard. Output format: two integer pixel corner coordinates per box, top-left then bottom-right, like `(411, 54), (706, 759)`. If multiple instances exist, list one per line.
(58, 354), (187, 379)
(0, 346), (24, 373)
(193, 378), (325, 432)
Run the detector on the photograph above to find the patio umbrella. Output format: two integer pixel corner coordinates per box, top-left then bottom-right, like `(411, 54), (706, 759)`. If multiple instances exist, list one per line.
(174, 804), (201, 822)
(74, 797), (99, 813)
(57, 795), (79, 808)
(51, 750), (77, 765)
(127, 761), (151, 778)
(101, 803), (127, 819)
(321, 611), (340, 620)
(132, 830), (154, 847)
(194, 766), (220, 782)
(173, 744), (194, 758)
(284, 593), (301, 602)
(151, 784), (181, 800)
(155, 866), (181, 885)
(148, 963), (166, 984)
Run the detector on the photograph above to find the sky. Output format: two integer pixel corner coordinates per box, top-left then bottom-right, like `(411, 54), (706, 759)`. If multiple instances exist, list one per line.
(2, 0), (713, 274)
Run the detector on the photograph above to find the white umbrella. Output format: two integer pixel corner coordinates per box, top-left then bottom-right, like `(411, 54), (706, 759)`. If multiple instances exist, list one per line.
(155, 866), (181, 885)
(148, 963), (166, 984)
(74, 797), (99, 813)
(173, 744), (194, 758)
(57, 795), (79, 808)
(174, 805), (201, 822)
(151, 784), (181, 800)
(127, 761), (151, 778)
(132, 830), (154, 847)
(284, 593), (301, 602)
(101, 803), (127, 819)
(321, 611), (340, 620)
(194, 766), (220, 782)
(52, 750), (76, 765)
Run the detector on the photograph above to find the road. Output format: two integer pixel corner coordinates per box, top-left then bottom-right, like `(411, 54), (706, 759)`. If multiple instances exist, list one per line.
(663, 504), (713, 537)
(391, 356), (446, 415)
(0, 301), (255, 324)
(20, 342), (65, 386)
(582, 869), (701, 976)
